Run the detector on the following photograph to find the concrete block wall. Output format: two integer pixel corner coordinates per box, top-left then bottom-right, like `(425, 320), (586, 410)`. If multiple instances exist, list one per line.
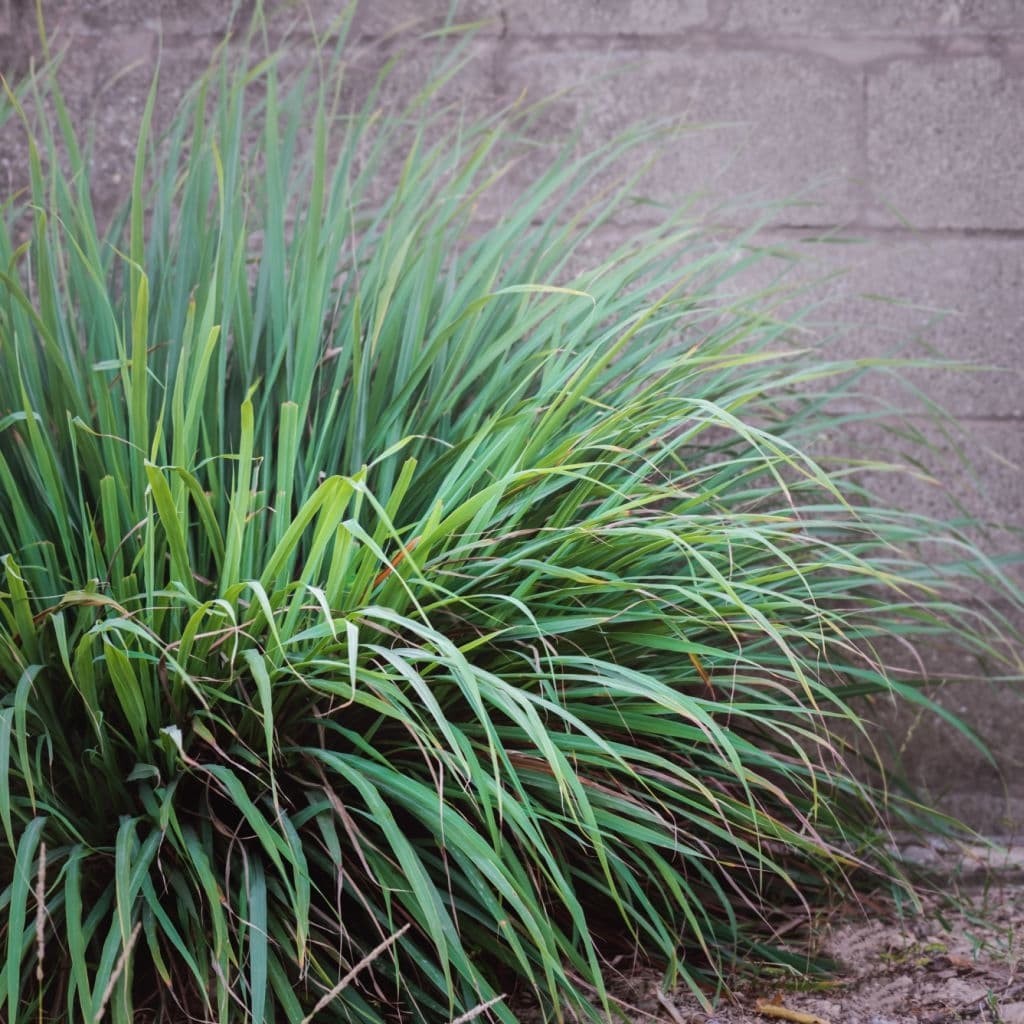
(1, 0), (1023, 829)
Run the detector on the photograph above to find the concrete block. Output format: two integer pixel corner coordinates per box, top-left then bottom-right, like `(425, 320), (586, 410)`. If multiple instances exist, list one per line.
(337, 36), (499, 112)
(290, 0), (708, 38)
(708, 241), (1024, 587)
(36, 0), (484, 41)
(500, 46), (863, 226)
(269, 35), (504, 211)
(822, 239), (1024, 421)
(826, 588), (1024, 832)
(293, 0), (501, 39)
(867, 58), (1024, 230)
(426, 219), (1024, 587)
(40, 0), (240, 36)
(814, 417), (1024, 571)
(485, 226), (1023, 418)
(865, 661), (1024, 833)
(725, 0), (1024, 33)
(722, 235), (1024, 420)
(503, 0), (710, 35)
(11, 20), (499, 225)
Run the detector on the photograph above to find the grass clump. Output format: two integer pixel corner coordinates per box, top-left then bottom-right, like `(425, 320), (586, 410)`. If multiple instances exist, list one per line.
(0, 10), (1021, 1024)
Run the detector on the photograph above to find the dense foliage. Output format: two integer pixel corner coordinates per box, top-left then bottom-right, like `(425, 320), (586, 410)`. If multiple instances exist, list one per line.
(0, 12), (1020, 1024)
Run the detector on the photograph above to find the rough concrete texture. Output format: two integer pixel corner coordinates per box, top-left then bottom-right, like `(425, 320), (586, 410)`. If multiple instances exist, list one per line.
(330, 0), (499, 38)
(868, 57), (1024, 229)
(337, 0), (711, 37)
(726, 235), (1024, 419)
(501, 45), (862, 223)
(47, 0), (237, 34)
(504, 0), (709, 34)
(831, 239), (1024, 419)
(815, 415), (1024, 586)
(1, 0), (1023, 829)
(725, 0), (1024, 33)
(861, 640), (1024, 835)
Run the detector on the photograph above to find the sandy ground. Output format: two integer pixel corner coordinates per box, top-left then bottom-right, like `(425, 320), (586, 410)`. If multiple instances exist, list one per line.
(515, 845), (1024, 1024)
(613, 886), (1023, 1024)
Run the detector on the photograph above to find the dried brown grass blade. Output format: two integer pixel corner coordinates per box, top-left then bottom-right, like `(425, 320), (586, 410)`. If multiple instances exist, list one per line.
(755, 999), (832, 1024)
(300, 924), (411, 1024)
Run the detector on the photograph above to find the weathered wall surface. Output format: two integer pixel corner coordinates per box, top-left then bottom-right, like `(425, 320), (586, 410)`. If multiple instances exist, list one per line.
(1, 0), (1023, 830)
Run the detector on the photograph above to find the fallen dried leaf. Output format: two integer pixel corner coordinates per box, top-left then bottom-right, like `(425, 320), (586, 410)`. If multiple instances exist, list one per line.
(755, 999), (832, 1024)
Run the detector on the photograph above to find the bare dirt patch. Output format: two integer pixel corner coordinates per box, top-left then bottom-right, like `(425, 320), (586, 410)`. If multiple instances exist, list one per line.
(697, 882), (1022, 1024)
(515, 861), (1024, 1024)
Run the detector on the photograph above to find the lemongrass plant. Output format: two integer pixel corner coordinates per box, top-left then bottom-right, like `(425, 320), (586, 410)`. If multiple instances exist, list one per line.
(0, 8), (1020, 1024)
